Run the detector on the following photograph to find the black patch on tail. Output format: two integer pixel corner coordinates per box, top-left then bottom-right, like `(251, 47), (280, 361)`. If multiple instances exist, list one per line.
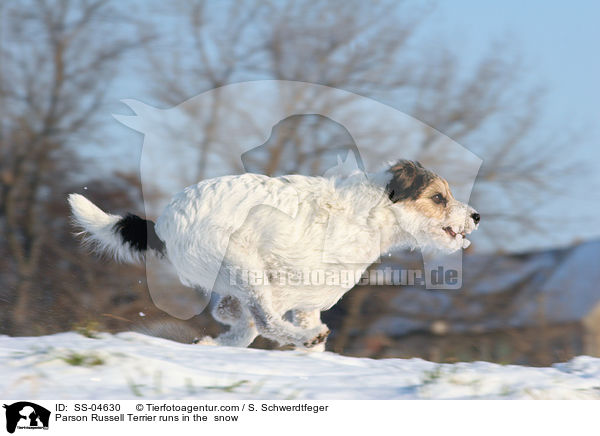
(113, 214), (165, 256)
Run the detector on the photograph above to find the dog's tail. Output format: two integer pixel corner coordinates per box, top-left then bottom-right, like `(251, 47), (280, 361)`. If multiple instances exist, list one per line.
(67, 194), (165, 263)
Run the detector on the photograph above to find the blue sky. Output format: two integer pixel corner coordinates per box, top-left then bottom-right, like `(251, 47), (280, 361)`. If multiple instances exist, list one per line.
(421, 1), (600, 250)
(425, 1), (600, 157)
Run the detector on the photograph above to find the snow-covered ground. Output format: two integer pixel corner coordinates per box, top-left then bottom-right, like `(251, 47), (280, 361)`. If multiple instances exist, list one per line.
(1, 332), (599, 400)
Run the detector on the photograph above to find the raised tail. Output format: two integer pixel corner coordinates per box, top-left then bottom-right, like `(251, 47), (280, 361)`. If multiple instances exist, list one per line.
(67, 193), (165, 263)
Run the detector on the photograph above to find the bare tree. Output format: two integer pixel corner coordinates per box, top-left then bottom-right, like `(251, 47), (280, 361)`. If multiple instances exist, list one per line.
(0, 0), (151, 334)
(143, 0), (578, 252)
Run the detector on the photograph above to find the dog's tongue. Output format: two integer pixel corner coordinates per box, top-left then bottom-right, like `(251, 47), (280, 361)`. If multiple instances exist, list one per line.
(444, 226), (457, 237)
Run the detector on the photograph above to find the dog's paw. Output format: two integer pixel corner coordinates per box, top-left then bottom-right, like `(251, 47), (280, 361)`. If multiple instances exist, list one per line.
(192, 336), (217, 346)
(294, 342), (326, 352)
(303, 328), (330, 348)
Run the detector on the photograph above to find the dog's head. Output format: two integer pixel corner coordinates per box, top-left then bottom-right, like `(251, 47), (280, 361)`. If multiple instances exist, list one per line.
(385, 160), (480, 252)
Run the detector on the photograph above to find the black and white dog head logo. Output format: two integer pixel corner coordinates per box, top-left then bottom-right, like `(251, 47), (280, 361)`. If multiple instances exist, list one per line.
(3, 402), (50, 434)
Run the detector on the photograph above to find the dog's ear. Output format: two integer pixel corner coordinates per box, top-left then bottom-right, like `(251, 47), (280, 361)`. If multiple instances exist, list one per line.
(386, 160), (432, 203)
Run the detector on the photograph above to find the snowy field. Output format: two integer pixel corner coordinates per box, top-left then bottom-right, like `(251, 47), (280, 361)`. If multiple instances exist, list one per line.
(1, 332), (600, 400)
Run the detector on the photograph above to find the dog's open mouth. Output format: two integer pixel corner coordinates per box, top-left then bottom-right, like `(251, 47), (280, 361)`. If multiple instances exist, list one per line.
(443, 226), (466, 239)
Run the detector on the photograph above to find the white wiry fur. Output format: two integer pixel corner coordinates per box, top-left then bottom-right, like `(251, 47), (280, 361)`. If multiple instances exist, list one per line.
(68, 194), (143, 263)
(69, 164), (479, 351)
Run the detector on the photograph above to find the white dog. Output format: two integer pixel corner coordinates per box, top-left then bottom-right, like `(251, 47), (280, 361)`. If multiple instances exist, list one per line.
(69, 160), (479, 351)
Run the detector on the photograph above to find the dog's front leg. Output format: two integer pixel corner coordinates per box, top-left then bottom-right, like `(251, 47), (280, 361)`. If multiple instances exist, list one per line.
(247, 294), (329, 348)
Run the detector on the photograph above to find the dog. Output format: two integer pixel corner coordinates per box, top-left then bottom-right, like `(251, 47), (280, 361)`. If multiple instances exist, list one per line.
(68, 160), (479, 351)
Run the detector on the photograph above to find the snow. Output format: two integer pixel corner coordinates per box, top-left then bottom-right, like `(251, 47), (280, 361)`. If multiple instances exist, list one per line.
(1, 332), (600, 400)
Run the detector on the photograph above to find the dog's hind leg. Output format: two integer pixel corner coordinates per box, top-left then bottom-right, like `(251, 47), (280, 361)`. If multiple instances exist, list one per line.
(210, 317), (258, 347)
(196, 296), (258, 347)
(213, 295), (243, 325)
(247, 294), (329, 348)
(291, 309), (328, 352)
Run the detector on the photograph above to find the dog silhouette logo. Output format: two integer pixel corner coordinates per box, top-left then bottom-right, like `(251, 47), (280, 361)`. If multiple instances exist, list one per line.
(3, 402), (50, 434)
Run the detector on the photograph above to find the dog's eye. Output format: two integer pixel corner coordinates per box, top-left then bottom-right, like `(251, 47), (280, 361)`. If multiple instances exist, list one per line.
(431, 193), (446, 205)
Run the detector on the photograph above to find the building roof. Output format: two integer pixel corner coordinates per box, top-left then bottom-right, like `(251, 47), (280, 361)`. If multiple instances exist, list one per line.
(371, 239), (600, 336)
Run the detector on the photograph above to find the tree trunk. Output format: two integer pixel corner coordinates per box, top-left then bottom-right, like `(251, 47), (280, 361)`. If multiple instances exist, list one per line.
(11, 270), (35, 336)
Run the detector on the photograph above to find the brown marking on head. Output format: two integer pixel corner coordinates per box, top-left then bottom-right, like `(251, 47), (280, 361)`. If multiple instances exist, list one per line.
(386, 160), (436, 202)
(413, 177), (457, 220)
(386, 160), (456, 220)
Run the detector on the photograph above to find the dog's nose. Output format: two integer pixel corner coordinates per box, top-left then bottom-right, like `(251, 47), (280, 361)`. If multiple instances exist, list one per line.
(471, 213), (480, 224)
